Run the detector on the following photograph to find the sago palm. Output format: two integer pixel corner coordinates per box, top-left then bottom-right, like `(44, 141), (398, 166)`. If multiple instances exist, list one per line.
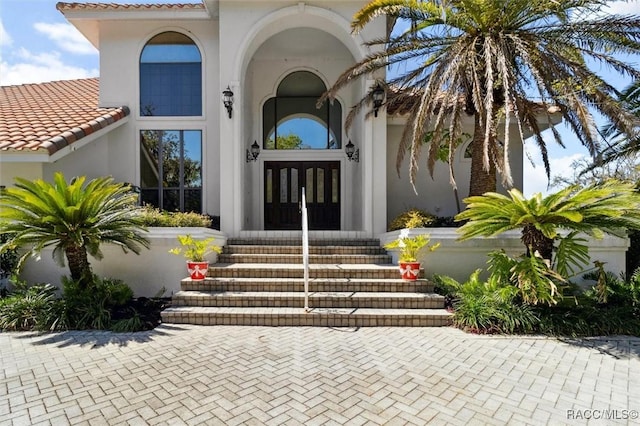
(321, 0), (640, 195)
(0, 173), (149, 289)
(455, 180), (640, 262)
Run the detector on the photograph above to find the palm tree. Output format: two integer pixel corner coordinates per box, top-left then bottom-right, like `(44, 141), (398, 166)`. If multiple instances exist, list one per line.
(321, 0), (640, 196)
(597, 80), (640, 164)
(455, 180), (640, 263)
(0, 173), (149, 289)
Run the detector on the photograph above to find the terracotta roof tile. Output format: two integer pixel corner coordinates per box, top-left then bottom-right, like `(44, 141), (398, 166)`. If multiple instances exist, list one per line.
(56, 2), (205, 12)
(0, 78), (129, 156)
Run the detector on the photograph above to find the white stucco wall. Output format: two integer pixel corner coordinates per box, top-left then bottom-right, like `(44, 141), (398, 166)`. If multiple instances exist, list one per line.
(0, 162), (43, 188)
(18, 228), (226, 297)
(97, 18), (221, 218)
(386, 120), (525, 227)
(380, 228), (630, 285)
(43, 133), (112, 181)
(16, 225), (628, 297)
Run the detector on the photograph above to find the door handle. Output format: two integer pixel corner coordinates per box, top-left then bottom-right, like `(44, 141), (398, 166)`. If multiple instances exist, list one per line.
(298, 201), (302, 213)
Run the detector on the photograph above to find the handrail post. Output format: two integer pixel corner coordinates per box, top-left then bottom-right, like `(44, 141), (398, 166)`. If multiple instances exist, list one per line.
(302, 188), (310, 312)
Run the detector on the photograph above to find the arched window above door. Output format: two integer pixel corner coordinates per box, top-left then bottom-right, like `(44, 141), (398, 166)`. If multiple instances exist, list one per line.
(263, 71), (342, 150)
(140, 31), (202, 116)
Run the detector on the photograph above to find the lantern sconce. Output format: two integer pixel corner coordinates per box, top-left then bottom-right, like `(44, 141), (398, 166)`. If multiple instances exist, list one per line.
(372, 83), (385, 117)
(222, 86), (234, 118)
(345, 140), (359, 162)
(246, 141), (260, 162)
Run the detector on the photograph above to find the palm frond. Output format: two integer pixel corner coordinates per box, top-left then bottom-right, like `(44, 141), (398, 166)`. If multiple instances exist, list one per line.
(325, 0), (640, 193)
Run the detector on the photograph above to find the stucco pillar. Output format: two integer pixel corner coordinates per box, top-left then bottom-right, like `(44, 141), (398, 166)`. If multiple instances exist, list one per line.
(220, 81), (241, 236)
(372, 97), (387, 235)
(363, 79), (388, 235)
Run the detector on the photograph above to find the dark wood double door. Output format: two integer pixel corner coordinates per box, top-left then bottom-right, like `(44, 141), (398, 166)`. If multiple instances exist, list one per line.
(264, 161), (340, 230)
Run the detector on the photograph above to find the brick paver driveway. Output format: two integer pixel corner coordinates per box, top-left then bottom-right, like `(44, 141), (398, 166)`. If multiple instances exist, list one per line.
(1, 326), (639, 425)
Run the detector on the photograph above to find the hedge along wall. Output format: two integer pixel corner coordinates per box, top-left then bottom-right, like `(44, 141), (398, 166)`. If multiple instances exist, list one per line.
(18, 228), (226, 297)
(379, 228), (630, 285)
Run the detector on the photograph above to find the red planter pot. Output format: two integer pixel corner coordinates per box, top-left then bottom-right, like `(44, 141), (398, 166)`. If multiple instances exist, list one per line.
(399, 261), (421, 281)
(187, 261), (209, 281)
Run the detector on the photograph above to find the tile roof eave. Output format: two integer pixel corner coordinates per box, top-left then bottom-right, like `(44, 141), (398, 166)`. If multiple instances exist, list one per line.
(3, 106), (130, 157)
(56, 2), (213, 19)
(56, 2), (207, 13)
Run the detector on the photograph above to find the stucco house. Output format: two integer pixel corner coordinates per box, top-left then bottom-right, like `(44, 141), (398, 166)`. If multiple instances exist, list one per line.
(1, 0), (545, 234)
(0, 1), (629, 310)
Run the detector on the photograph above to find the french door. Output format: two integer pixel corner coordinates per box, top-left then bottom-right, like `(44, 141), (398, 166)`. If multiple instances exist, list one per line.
(264, 161), (340, 230)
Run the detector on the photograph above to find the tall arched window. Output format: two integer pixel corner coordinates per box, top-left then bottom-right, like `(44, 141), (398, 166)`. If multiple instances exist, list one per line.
(263, 71), (342, 149)
(140, 31), (202, 116)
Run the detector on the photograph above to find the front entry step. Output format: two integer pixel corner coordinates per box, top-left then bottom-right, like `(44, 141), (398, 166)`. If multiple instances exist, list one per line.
(207, 264), (410, 279)
(224, 245), (386, 255)
(179, 277), (435, 293)
(161, 307), (452, 327)
(217, 254), (392, 264)
(161, 238), (453, 327)
(171, 291), (445, 309)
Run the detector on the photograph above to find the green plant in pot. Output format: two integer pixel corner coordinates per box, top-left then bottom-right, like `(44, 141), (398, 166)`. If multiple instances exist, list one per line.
(169, 234), (221, 280)
(384, 231), (440, 280)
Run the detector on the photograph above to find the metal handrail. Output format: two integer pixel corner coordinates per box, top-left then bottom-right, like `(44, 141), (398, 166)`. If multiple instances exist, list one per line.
(301, 188), (310, 312)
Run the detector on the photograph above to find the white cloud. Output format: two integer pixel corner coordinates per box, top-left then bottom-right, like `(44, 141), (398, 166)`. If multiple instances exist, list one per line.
(606, 0), (640, 15)
(0, 20), (12, 47)
(523, 153), (589, 197)
(34, 22), (97, 55)
(0, 48), (98, 86)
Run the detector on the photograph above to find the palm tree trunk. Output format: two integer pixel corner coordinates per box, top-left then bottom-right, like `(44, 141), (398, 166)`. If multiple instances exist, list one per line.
(65, 246), (93, 289)
(521, 224), (554, 262)
(469, 114), (497, 196)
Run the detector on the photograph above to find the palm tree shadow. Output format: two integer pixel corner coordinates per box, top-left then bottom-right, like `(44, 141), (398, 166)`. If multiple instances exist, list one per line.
(15, 324), (188, 348)
(558, 336), (640, 360)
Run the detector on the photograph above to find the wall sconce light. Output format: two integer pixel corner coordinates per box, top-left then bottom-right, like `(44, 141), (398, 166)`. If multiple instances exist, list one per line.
(246, 140), (260, 162)
(345, 140), (359, 162)
(372, 83), (385, 117)
(222, 86), (234, 118)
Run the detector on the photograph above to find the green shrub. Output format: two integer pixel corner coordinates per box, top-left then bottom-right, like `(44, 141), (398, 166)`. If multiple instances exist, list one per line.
(0, 281), (65, 331)
(485, 249), (574, 306)
(432, 216), (460, 227)
(388, 208), (436, 231)
(434, 270), (538, 334)
(110, 311), (143, 333)
(435, 252), (640, 336)
(136, 205), (213, 228)
(117, 296), (169, 331)
(0, 224), (19, 282)
(0, 275), (163, 333)
(582, 266), (640, 313)
(535, 305), (640, 337)
(63, 276), (134, 330)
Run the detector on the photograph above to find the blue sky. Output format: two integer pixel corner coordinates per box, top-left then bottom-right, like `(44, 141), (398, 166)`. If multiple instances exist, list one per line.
(1, 0), (638, 196)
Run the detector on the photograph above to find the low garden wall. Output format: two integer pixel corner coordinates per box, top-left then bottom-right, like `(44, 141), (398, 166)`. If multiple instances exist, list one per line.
(16, 227), (629, 296)
(379, 228), (630, 285)
(19, 228), (226, 297)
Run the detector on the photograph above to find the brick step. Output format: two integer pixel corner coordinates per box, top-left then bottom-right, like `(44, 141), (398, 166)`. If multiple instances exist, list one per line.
(180, 277), (435, 293)
(172, 291), (445, 309)
(223, 245), (387, 255)
(207, 264), (413, 279)
(226, 238), (381, 247)
(217, 254), (392, 264)
(160, 307), (453, 327)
